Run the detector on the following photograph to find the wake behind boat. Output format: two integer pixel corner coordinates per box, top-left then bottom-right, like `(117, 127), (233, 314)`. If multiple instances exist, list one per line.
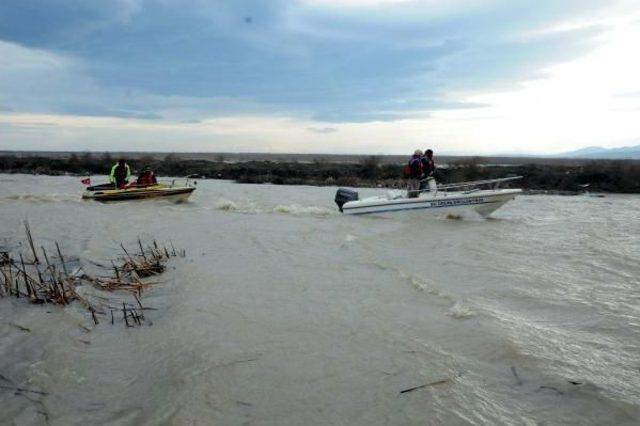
(335, 176), (522, 217)
(82, 181), (196, 202)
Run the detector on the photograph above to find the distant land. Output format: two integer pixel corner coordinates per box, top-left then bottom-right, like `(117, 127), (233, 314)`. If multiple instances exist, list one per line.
(552, 144), (640, 159)
(2, 149), (639, 193)
(3, 149), (640, 165)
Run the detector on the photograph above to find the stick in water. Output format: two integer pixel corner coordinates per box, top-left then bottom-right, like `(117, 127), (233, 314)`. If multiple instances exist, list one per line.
(400, 379), (449, 394)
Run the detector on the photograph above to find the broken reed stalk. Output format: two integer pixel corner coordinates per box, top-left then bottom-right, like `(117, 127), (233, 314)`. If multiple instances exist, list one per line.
(55, 241), (68, 277)
(138, 239), (148, 262)
(112, 260), (120, 281)
(40, 246), (51, 268)
(24, 220), (40, 264)
(19, 254), (34, 300)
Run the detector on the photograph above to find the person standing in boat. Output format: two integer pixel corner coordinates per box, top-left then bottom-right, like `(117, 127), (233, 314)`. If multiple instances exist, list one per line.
(109, 159), (131, 188)
(422, 149), (435, 177)
(406, 149), (424, 198)
(420, 149), (437, 191)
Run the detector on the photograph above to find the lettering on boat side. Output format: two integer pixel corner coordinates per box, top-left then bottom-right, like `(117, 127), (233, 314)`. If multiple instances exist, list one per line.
(430, 197), (485, 207)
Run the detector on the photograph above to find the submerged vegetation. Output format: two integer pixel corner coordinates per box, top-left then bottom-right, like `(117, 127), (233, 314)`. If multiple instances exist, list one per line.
(1, 221), (184, 328)
(1, 152), (639, 193)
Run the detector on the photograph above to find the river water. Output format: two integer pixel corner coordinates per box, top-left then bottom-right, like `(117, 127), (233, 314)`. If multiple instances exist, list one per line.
(1, 174), (639, 425)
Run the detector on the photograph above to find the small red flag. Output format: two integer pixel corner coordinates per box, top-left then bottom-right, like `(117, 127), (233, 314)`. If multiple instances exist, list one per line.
(81, 177), (91, 185)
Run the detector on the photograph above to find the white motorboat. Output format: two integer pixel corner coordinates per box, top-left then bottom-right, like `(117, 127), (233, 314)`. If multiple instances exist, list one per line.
(334, 176), (523, 217)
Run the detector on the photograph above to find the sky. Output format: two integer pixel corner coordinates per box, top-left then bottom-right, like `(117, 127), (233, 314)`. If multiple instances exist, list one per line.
(1, 0), (639, 155)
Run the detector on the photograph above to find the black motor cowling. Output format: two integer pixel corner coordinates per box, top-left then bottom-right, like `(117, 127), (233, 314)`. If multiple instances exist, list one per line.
(334, 188), (359, 212)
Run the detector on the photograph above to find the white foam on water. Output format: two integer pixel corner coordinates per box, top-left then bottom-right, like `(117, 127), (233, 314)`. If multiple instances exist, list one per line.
(216, 199), (334, 217)
(273, 204), (335, 216)
(397, 270), (452, 300)
(0, 193), (80, 204)
(214, 198), (264, 214)
(448, 301), (477, 319)
(215, 199), (239, 211)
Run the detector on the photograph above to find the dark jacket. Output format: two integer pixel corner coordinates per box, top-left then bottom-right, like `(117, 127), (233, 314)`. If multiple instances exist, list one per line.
(421, 156), (435, 176)
(408, 155), (423, 179)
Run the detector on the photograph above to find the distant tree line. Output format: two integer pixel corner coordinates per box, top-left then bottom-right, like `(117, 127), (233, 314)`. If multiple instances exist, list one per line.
(1, 153), (639, 193)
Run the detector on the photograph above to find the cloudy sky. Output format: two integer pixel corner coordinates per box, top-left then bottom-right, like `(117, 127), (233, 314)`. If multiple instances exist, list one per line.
(1, 0), (639, 155)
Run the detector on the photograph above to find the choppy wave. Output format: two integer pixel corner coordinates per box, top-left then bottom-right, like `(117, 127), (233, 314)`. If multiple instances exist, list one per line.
(369, 259), (457, 303)
(214, 198), (265, 214)
(0, 193), (79, 204)
(367, 258), (480, 320)
(448, 301), (477, 319)
(215, 199), (334, 216)
(273, 204), (334, 216)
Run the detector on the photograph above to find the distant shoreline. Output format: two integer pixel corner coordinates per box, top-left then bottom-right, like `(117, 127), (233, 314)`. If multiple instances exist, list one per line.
(1, 152), (639, 193)
(3, 150), (639, 166)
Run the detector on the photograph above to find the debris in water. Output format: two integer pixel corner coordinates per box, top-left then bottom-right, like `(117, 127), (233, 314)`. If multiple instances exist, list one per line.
(537, 385), (564, 395)
(399, 379), (449, 394)
(10, 323), (31, 332)
(0, 384), (49, 396)
(511, 366), (523, 386)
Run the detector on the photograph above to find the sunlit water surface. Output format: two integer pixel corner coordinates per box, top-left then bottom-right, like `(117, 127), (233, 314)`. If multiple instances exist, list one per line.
(1, 174), (639, 425)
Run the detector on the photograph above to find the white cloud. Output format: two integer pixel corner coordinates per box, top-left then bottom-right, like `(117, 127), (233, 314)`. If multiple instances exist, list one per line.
(301, 0), (482, 11)
(435, 13), (640, 154)
(302, 0), (413, 7)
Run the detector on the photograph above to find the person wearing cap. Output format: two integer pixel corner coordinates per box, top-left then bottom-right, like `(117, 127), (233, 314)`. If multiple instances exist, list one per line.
(109, 159), (131, 188)
(136, 166), (158, 186)
(406, 149), (424, 198)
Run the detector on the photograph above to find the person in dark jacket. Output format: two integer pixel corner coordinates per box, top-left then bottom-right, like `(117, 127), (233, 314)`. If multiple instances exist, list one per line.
(422, 149), (435, 177)
(407, 149), (423, 198)
(419, 149), (436, 191)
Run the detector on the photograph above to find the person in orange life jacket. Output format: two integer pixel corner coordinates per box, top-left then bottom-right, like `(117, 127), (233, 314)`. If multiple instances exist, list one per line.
(419, 149), (436, 191)
(136, 167), (158, 186)
(407, 149), (424, 198)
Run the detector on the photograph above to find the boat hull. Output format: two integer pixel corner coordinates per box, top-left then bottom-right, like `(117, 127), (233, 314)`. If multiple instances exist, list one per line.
(341, 189), (521, 217)
(82, 185), (195, 202)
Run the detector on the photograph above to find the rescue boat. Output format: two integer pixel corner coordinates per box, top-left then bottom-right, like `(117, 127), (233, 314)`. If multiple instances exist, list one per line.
(82, 181), (195, 202)
(335, 176), (522, 217)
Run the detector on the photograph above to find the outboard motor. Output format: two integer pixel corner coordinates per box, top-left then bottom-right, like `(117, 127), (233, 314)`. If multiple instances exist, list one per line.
(334, 188), (359, 212)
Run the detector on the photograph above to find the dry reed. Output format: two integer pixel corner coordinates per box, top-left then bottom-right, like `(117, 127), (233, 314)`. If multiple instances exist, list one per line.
(0, 222), (184, 327)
